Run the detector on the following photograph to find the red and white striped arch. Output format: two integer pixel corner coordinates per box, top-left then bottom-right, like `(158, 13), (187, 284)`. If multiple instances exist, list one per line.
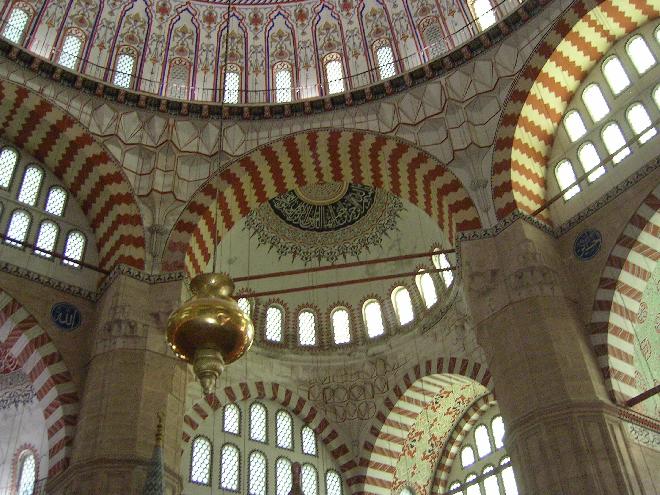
(352, 357), (493, 494)
(590, 184), (659, 404)
(492, 0), (659, 225)
(182, 381), (356, 475)
(0, 80), (146, 270)
(163, 129), (481, 276)
(0, 289), (79, 477)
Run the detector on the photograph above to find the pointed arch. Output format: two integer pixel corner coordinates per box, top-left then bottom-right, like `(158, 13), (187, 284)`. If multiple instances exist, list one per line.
(491, 0), (659, 225)
(0, 288), (79, 477)
(163, 129), (481, 275)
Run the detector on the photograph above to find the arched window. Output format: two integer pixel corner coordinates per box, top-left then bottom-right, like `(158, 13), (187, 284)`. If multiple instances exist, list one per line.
(461, 446), (475, 468)
(626, 102), (656, 143)
(301, 425), (317, 456)
(324, 53), (345, 95)
(62, 230), (86, 267)
(432, 251), (454, 287)
(482, 466), (500, 495)
(276, 458), (292, 495)
(34, 220), (59, 258)
(363, 300), (385, 338)
(400, 489), (414, 495)
(582, 84), (610, 123)
(58, 33), (83, 70)
(113, 51), (136, 88)
(274, 62), (293, 103)
(237, 297), (251, 317)
(5, 209), (31, 247)
(563, 110), (587, 142)
(3, 7), (29, 44)
(474, 424), (492, 458)
(422, 20), (445, 59)
(654, 84), (660, 108)
(331, 308), (351, 344)
(449, 482), (463, 495)
(219, 443), (240, 490)
(302, 464), (318, 495)
(577, 142), (605, 182)
(223, 65), (241, 104)
(44, 186), (67, 216)
(223, 403), (240, 435)
(265, 305), (283, 342)
(626, 35), (655, 74)
(374, 40), (396, 80)
(392, 286), (414, 325)
(601, 122), (630, 163)
(249, 402), (267, 443)
(500, 457), (518, 495)
(276, 410), (293, 449)
(167, 59), (191, 99)
(16, 451), (36, 495)
(491, 416), (505, 449)
(554, 160), (580, 200)
(602, 56), (630, 95)
(416, 270), (437, 308)
(326, 470), (343, 495)
(248, 451), (267, 495)
(0, 147), (18, 189)
(471, 0), (496, 30)
(17, 166), (44, 206)
(465, 474), (481, 495)
(190, 436), (212, 485)
(298, 310), (316, 346)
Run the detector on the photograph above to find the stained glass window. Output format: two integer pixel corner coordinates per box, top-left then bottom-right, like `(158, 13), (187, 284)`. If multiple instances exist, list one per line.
(34, 220), (58, 258)
(16, 452), (36, 495)
(331, 308), (351, 344)
(276, 410), (293, 449)
(0, 147), (18, 189)
(62, 230), (86, 267)
(416, 270), (437, 308)
(5, 209), (30, 247)
(249, 402), (267, 443)
(276, 457), (292, 495)
(266, 306), (283, 342)
(3, 7), (29, 43)
(302, 464), (318, 495)
(113, 53), (135, 88)
(363, 300), (385, 338)
(17, 166), (44, 206)
(248, 451), (267, 495)
(298, 310), (316, 346)
(301, 425), (317, 456)
(190, 436), (212, 485)
(44, 186), (67, 216)
(220, 444), (240, 491)
(393, 287), (414, 325)
(223, 403), (240, 435)
(58, 34), (83, 70)
(555, 160), (580, 200)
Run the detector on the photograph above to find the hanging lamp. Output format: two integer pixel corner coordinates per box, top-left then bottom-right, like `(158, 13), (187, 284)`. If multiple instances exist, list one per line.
(167, 0), (253, 395)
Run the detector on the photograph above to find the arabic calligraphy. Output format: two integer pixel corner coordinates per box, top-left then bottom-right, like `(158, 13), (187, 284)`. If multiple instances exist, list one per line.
(51, 302), (81, 331)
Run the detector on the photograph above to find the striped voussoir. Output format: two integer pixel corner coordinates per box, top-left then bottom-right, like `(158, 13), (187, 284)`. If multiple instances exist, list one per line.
(353, 357), (492, 494)
(491, 0), (659, 224)
(181, 381), (356, 474)
(0, 289), (79, 477)
(0, 80), (146, 270)
(163, 129), (481, 276)
(589, 184), (659, 404)
(431, 393), (496, 494)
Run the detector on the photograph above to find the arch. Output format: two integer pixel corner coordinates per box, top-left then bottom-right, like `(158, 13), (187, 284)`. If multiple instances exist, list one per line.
(354, 356), (493, 492)
(491, 0), (659, 225)
(0, 288), (79, 477)
(181, 381), (356, 476)
(0, 80), (146, 270)
(164, 129), (481, 275)
(589, 183), (659, 404)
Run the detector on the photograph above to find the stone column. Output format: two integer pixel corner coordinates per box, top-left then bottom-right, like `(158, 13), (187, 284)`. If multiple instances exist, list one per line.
(47, 274), (188, 495)
(462, 220), (658, 495)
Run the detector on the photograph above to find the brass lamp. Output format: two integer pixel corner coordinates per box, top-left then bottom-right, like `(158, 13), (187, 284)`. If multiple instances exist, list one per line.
(167, 273), (254, 394)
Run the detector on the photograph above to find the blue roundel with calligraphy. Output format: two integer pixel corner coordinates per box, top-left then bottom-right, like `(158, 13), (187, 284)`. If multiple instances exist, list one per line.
(573, 229), (602, 261)
(51, 302), (81, 331)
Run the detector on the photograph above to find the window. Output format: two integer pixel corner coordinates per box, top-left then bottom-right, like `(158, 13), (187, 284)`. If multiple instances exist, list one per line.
(626, 35), (655, 74)
(223, 403), (240, 434)
(563, 111), (587, 142)
(655, 85), (660, 109)
(249, 402), (267, 443)
(416, 270), (438, 308)
(375, 42), (396, 80)
(167, 60), (190, 99)
(432, 251), (454, 287)
(582, 84), (610, 123)
(248, 451), (267, 495)
(298, 310), (316, 346)
(555, 160), (580, 200)
(265, 306), (283, 342)
(5, 209), (30, 247)
(461, 446), (475, 467)
(326, 470), (343, 495)
(113, 52), (135, 88)
(220, 443), (240, 491)
(500, 457), (518, 495)
(483, 466), (500, 495)
(276, 410), (293, 449)
(331, 308), (351, 344)
(58, 34), (83, 70)
(0, 147), (18, 189)
(16, 451), (36, 495)
(17, 166), (44, 206)
(3, 7), (29, 44)
(449, 482), (463, 495)
(472, 0), (496, 30)
(190, 436), (212, 485)
(363, 300), (385, 338)
(393, 286), (414, 325)
(302, 464), (318, 495)
(626, 103), (656, 143)
(474, 425), (492, 458)
(62, 231), (86, 267)
(44, 186), (67, 216)
(601, 122), (630, 163)
(602, 56), (630, 95)
(34, 220), (58, 258)
(324, 54), (345, 95)
(301, 425), (317, 455)
(274, 63), (293, 103)
(424, 21), (445, 59)
(237, 297), (251, 317)
(223, 67), (241, 104)
(577, 143), (605, 182)
(400, 489), (414, 495)
(492, 416), (504, 449)
(276, 458), (292, 495)
(465, 474), (481, 495)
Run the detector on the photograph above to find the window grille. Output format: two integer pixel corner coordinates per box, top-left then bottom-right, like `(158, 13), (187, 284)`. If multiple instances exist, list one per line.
(2, 8), (29, 44)
(114, 53), (135, 88)
(301, 426), (317, 455)
(224, 70), (240, 104)
(274, 64), (293, 103)
(16, 452), (36, 495)
(223, 403), (240, 435)
(301, 464), (318, 495)
(363, 300), (385, 338)
(220, 444), (240, 490)
(265, 306), (283, 342)
(276, 458), (292, 495)
(58, 35), (83, 70)
(44, 186), (67, 216)
(168, 62), (190, 99)
(62, 231), (86, 267)
(331, 308), (351, 344)
(34, 220), (58, 257)
(324, 55), (344, 95)
(5, 209), (30, 247)
(424, 22), (446, 59)
(248, 451), (267, 495)
(393, 287), (414, 325)
(0, 147), (18, 189)
(190, 436), (212, 485)
(298, 310), (316, 346)
(326, 470), (343, 495)
(237, 297), (251, 317)
(375, 44), (396, 79)
(249, 403), (267, 443)
(276, 410), (293, 449)
(17, 166), (44, 206)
